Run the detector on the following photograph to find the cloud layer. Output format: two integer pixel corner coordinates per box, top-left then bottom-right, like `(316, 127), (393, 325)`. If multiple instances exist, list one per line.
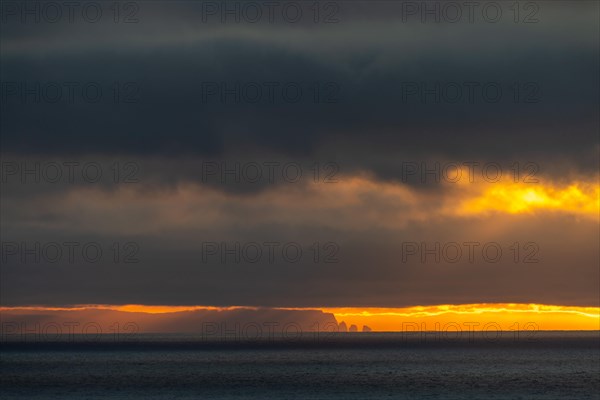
(1, 1), (598, 309)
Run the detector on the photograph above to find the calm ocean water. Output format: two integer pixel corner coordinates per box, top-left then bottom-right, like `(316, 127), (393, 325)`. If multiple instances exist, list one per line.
(1, 332), (599, 399)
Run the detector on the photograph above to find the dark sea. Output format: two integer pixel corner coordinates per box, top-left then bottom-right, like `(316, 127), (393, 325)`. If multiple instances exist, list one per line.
(1, 332), (599, 399)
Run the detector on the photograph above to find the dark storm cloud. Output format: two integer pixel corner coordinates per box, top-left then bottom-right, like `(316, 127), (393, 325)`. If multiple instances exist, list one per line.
(1, 0), (598, 184)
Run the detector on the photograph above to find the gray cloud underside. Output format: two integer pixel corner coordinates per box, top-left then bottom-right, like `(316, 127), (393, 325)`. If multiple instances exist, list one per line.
(1, 1), (598, 184)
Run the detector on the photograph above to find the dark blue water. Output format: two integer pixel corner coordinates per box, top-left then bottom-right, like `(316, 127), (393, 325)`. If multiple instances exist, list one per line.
(2, 332), (599, 399)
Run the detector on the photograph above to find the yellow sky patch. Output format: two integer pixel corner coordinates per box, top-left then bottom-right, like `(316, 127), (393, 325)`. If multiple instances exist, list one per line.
(454, 180), (599, 218)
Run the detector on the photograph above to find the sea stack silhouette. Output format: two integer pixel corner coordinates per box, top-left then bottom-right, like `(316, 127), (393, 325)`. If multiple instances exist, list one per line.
(338, 321), (348, 332)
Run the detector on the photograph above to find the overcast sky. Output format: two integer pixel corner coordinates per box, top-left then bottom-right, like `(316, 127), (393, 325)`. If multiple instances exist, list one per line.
(1, 1), (598, 308)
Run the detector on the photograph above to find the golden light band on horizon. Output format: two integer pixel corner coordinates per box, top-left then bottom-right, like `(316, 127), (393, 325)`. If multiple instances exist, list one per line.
(320, 304), (600, 331)
(2, 304), (598, 331)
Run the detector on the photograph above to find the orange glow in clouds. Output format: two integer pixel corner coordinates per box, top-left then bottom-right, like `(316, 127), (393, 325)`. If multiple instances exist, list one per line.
(456, 180), (599, 218)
